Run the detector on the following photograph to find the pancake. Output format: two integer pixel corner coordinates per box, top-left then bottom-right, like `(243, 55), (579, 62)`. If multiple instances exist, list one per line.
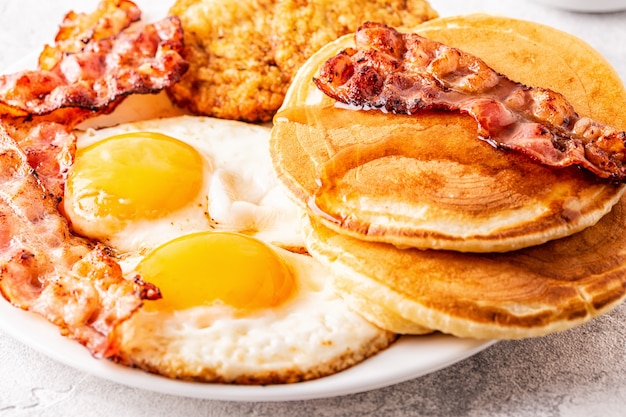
(302, 196), (626, 338)
(270, 15), (626, 252)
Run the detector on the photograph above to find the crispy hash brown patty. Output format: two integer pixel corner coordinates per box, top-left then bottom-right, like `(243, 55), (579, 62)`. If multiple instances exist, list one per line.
(272, 0), (440, 81)
(167, 0), (437, 122)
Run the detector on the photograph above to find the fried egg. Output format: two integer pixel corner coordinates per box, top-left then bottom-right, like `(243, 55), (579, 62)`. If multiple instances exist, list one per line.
(64, 115), (304, 253)
(62, 115), (395, 383)
(115, 233), (396, 383)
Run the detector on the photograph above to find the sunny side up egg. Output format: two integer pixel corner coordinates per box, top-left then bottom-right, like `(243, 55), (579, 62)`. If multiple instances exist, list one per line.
(62, 115), (396, 384)
(64, 115), (303, 253)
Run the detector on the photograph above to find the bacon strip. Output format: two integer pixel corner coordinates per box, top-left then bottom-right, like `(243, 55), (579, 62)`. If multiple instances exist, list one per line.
(38, 0), (142, 71)
(0, 13), (188, 200)
(0, 127), (160, 358)
(314, 22), (626, 182)
(0, 15), (188, 118)
(0, 3), (187, 358)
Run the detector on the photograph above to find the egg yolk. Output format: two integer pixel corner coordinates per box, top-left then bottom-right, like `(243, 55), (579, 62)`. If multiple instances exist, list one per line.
(136, 232), (296, 312)
(65, 132), (204, 230)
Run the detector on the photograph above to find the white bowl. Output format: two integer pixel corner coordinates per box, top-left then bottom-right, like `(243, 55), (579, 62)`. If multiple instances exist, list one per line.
(531, 0), (626, 12)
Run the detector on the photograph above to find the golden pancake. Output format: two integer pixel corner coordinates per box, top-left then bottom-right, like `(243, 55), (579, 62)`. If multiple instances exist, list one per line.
(302, 196), (626, 338)
(270, 15), (626, 252)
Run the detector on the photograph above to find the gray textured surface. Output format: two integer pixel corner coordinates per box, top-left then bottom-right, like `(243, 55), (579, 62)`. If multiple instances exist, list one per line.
(1, 0), (625, 416)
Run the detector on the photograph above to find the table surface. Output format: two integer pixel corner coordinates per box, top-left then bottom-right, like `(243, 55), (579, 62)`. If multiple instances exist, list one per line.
(1, 0), (625, 416)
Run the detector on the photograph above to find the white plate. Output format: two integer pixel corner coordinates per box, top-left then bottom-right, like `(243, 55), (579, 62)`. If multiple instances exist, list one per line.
(0, 0), (495, 402)
(0, 296), (494, 401)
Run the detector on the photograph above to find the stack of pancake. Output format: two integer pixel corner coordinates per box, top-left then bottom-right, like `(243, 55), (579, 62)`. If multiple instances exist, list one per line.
(270, 14), (626, 339)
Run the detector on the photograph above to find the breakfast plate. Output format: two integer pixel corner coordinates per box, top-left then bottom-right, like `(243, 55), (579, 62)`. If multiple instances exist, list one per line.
(0, 0), (495, 402)
(0, 296), (494, 401)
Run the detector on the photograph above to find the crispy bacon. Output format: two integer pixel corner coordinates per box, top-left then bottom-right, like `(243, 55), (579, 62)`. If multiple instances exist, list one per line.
(0, 120), (76, 201)
(0, 12), (188, 201)
(314, 22), (626, 182)
(38, 0), (142, 71)
(0, 2), (189, 358)
(0, 15), (188, 118)
(0, 127), (160, 358)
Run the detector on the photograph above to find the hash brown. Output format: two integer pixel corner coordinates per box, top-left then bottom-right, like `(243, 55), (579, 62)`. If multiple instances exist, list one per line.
(167, 0), (284, 123)
(271, 0), (438, 81)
